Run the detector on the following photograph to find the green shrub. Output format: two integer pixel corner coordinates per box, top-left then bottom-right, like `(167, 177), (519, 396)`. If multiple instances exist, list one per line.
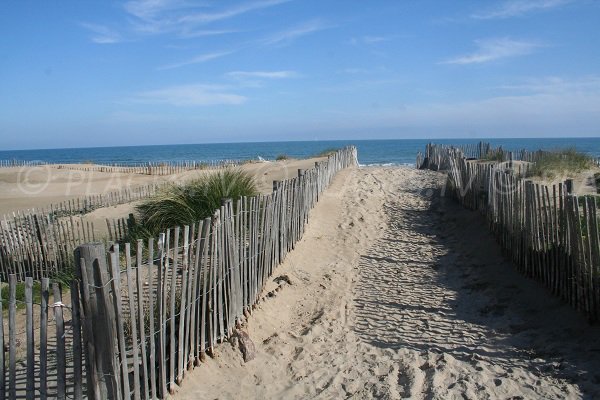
(276, 154), (289, 161)
(527, 148), (593, 179)
(482, 149), (504, 162)
(135, 168), (257, 236)
(315, 148), (339, 157)
(1, 281), (41, 309)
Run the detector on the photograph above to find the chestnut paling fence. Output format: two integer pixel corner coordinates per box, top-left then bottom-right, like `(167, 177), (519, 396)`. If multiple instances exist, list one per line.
(0, 183), (167, 281)
(0, 159), (263, 281)
(0, 159), (239, 174)
(0, 146), (357, 399)
(418, 142), (600, 321)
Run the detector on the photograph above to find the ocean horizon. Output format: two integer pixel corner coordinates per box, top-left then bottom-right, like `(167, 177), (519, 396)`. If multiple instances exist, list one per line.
(1, 137), (599, 167)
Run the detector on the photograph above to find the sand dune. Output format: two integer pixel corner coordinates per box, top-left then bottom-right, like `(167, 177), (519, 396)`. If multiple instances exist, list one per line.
(0, 157), (323, 216)
(174, 166), (600, 399)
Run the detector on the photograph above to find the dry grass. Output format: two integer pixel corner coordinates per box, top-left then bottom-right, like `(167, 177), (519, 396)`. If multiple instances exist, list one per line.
(527, 148), (593, 179)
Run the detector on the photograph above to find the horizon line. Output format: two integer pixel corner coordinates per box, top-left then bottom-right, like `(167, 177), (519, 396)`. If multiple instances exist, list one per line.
(2, 136), (600, 153)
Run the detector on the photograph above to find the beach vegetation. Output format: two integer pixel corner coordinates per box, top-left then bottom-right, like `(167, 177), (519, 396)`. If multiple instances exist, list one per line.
(276, 154), (289, 161)
(315, 148), (339, 157)
(133, 168), (257, 236)
(482, 149), (505, 162)
(0, 272), (71, 311)
(526, 148), (593, 179)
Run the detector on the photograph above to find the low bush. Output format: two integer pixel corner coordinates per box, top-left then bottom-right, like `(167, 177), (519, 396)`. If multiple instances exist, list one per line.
(314, 148), (338, 157)
(135, 168), (257, 236)
(527, 148), (593, 179)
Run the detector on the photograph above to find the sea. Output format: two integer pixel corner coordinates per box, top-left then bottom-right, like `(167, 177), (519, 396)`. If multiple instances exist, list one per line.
(1, 138), (599, 167)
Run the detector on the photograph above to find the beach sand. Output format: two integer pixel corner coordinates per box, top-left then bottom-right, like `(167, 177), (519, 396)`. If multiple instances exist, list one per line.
(0, 158), (324, 217)
(173, 166), (600, 399)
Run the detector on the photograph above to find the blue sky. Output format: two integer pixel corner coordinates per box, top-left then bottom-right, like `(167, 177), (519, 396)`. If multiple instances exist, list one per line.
(1, 0), (599, 150)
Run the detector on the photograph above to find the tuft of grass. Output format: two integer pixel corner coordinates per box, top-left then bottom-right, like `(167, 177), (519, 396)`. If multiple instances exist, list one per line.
(527, 148), (593, 179)
(315, 148), (339, 157)
(482, 149), (505, 162)
(276, 154), (289, 161)
(1, 281), (42, 309)
(135, 168), (257, 236)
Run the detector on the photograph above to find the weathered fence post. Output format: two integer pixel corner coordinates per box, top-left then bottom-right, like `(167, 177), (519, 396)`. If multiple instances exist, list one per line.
(74, 243), (120, 400)
(272, 180), (281, 192)
(565, 179), (574, 194)
(297, 169), (305, 178)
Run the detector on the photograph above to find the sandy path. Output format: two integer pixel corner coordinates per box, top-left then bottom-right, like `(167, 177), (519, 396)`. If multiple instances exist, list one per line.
(174, 167), (600, 399)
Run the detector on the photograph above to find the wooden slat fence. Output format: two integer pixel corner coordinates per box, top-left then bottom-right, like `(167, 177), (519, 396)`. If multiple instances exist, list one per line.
(0, 161), (48, 168)
(0, 146), (357, 399)
(0, 276), (84, 399)
(421, 142), (600, 321)
(0, 168), (244, 281)
(53, 159), (241, 176)
(0, 160), (240, 174)
(417, 141), (600, 171)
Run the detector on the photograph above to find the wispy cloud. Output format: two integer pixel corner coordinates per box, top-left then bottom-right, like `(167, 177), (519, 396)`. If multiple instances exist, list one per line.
(226, 70), (298, 79)
(497, 76), (600, 93)
(472, 0), (570, 19)
(158, 51), (233, 70)
(179, 29), (239, 38)
(178, 0), (289, 24)
(442, 38), (541, 65)
(262, 19), (331, 46)
(80, 22), (122, 44)
(130, 84), (246, 106)
(124, 0), (289, 36)
(348, 35), (398, 46)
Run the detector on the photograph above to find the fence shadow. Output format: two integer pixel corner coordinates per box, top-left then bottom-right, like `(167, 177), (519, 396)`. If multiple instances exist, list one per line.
(353, 187), (600, 397)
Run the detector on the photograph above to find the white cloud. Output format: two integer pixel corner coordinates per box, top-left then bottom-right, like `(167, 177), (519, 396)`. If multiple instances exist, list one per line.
(349, 35), (396, 45)
(123, 0), (189, 20)
(179, 29), (239, 38)
(124, 0), (289, 36)
(158, 51), (233, 70)
(262, 19), (331, 46)
(226, 70), (298, 79)
(497, 76), (600, 93)
(178, 0), (289, 25)
(130, 84), (246, 106)
(472, 0), (570, 19)
(442, 38), (541, 65)
(80, 22), (122, 44)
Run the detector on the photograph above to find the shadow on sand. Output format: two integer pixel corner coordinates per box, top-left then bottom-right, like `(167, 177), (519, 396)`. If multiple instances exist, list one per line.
(353, 186), (600, 398)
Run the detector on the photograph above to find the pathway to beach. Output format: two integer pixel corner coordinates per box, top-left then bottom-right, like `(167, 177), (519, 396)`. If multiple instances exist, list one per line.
(176, 167), (600, 399)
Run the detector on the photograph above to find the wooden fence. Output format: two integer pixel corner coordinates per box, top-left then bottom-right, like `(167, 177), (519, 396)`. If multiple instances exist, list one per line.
(53, 160), (240, 176)
(0, 160), (239, 174)
(0, 160), (262, 281)
(0, 146), (357, 399)
(0, 183), (171, 281)
(0, 277), (83, 399)
(417, 142), (600, 171)
(420, 142), (600, 321)
(0, 161), (47, 168)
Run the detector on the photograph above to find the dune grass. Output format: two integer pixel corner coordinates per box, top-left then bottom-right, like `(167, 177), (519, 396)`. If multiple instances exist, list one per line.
(134, 168), (257, 236)
(482, 148), (505, 162)
(315, 148), (339, 157)
(276, 154), (289, 161)
(526, 148), (593, 179)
